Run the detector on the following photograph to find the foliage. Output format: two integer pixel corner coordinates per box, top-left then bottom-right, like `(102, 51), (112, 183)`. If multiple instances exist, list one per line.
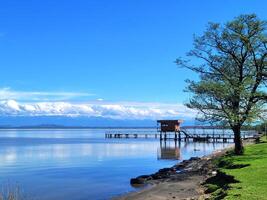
(176, 14), (267, 154)
(254, 121), (267, 133)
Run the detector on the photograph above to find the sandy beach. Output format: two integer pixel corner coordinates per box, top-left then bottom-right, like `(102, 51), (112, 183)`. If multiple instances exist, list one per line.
(116, 174), (207, 200)
(114, 148), (232, 200)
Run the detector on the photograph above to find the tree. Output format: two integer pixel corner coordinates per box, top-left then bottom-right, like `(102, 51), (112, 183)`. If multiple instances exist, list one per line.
(176, 14), (267, 154)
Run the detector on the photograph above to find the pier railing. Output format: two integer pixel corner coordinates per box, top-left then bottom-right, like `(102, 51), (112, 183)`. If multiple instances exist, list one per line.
(105, 129), (258, 142)
(105, 130), (160, 139)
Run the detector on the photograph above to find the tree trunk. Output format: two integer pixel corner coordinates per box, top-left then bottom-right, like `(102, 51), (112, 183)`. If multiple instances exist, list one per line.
(233, 125), (244, 155)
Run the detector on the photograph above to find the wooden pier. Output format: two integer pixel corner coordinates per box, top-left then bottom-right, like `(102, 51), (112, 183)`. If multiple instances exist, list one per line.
(105, 132), (161, 139)
(104, 119), (257, 143)
(105, 129), (257, 143)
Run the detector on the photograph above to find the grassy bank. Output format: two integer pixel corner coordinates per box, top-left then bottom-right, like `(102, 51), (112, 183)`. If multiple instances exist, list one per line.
(205, 137), (267, 199)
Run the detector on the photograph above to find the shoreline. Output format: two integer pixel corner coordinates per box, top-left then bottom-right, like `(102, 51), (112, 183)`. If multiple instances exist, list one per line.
(115, 138), (257, 200)
(113, 145), (234, 200)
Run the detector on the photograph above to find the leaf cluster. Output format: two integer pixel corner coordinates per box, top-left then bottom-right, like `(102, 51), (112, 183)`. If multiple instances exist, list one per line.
(176, 14), (267, 128)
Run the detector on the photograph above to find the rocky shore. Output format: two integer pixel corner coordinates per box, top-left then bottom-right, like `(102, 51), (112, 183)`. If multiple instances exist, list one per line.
(130, 157), (206, 185)
(114, 149), (229, 200)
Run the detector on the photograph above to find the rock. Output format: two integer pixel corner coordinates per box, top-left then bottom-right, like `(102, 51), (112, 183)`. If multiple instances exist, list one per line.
(137, 175), (152, 180)
(158, 168), (172, 173)
(130, 174), (153, 185)
(151, 172), (170, 180)
(174, 163), (186, 170)
(171, 167), (177, 171)
(141, 175), (152, 181)
(184, 167), (194, 172)
(151, 173), (162, 180)
(130, 177), (145, 185)
(154, 172), (162, 178)
(211, 171), (217, 176)
(189, 157), (200, 161)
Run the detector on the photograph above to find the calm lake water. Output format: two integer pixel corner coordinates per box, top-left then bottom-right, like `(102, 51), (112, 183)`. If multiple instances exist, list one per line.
(0, 129), (231, 200)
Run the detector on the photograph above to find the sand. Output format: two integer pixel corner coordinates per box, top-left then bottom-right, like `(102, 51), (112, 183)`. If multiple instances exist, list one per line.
(114, 148), (230, 200)
(117, 174), (206, 200)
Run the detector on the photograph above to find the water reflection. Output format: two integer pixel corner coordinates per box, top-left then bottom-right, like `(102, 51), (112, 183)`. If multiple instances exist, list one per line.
(0, 129), (232, 200)
(157, 140), (181, 160)
(158, 147), (181, 160)
(157, 139), (230, 161)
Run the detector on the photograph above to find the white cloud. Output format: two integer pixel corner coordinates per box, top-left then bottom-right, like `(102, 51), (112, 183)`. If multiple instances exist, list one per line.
(0, 99), (196, 119)
(0, 88), (93, 101)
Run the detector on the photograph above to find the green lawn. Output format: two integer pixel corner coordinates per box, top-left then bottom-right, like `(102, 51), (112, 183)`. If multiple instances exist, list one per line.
(206, 137), (267, 200)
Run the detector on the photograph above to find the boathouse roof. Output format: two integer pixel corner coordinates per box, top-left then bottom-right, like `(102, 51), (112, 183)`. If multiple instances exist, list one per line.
(157, 120), (183, 132)
(157, 120), (183, 123)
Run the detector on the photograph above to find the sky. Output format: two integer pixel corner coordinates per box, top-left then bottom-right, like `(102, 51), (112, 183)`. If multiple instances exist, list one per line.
(0, 0), (266, 122)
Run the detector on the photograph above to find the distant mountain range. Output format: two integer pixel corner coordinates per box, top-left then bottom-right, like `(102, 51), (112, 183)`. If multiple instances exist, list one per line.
(0, 116), (195, 128)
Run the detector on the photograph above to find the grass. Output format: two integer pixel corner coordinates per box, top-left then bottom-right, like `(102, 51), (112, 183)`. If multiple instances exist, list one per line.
(204, 137), (267, 200)
(0, 183), (27, 200)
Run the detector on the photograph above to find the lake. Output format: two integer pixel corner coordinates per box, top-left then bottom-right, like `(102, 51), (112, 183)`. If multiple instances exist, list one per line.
(0, 129), (231, 200)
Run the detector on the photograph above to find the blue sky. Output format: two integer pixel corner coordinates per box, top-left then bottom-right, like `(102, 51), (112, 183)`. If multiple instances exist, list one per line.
(0, 0), (266, 121)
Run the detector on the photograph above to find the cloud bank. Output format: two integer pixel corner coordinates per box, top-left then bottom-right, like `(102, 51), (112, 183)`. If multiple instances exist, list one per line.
(0, 100), (196, 120)
(0, 88), (93, 101)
